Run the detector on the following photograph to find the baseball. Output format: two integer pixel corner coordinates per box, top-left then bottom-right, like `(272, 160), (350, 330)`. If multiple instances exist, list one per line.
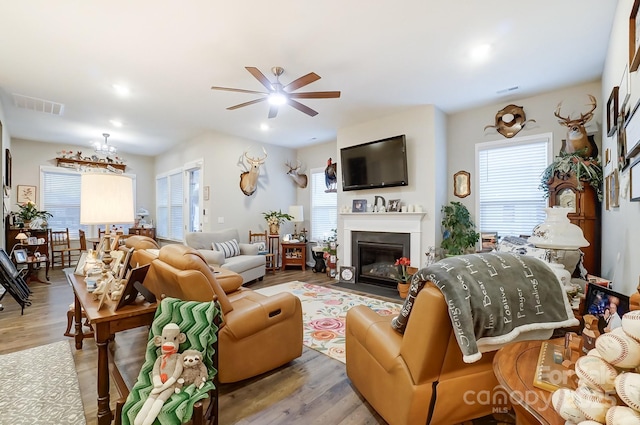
(588, 348), (603, 358)
(605, 405), (640, 424)
(578, 421), (604, 425)
(596, 330), (640, 369)
(573, 385), (616, 422)
(552, 388), (587, 423)
(615, 373), (640, 412)
(623, 310), (640, 343)
(575, 355), (618, 393)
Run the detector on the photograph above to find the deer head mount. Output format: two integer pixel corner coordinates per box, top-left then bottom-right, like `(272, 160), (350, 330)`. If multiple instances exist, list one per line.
(239, 147), (267, 196)
(484, 104), (536, 138)
(555, 94), (598, 158)
(286, 160), (308, 188)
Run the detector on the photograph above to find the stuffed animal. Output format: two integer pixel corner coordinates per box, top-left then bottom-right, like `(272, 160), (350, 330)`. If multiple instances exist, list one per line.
(134, 323), (186, 425)
(177, 349), (208, 390)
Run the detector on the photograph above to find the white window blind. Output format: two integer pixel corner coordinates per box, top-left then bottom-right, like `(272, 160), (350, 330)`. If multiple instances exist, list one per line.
(156, 169), (183, 240)
(310, 168), (337, 241)
(477, 135), (550, 238)
(42, 169), (83, 238)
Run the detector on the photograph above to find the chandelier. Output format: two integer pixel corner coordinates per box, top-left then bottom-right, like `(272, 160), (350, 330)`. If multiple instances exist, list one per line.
(92, 133), (117, 156)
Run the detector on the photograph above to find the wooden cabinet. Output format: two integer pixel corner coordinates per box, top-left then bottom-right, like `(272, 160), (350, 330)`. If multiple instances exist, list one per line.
(547, 174), (601, 276)
(128, 227), (156, 240)
(6, 225), (49, 255)
(281, 242), (306, 271)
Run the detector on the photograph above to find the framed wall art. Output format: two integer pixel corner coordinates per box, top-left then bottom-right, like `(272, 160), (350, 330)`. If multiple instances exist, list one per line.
(453, 170), (470, 198)
(4, 148), (11, 189)
(611, 169), (620, 208)
(352, 199), (367, 213)
(631, 158), (640, 201)
(620, 65), (631, 113)
(16, 185), (36, 204)
(607, 86), (619, 137)
(627, 100), (640, 160)
(630, 0), (640, 72)
(387, 199), (401, 212)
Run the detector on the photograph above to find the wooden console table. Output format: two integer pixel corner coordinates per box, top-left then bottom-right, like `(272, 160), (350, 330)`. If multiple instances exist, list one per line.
(493, 339), (565, 425)
(64, 270), (157, 425)
(281, 242), (307, 271)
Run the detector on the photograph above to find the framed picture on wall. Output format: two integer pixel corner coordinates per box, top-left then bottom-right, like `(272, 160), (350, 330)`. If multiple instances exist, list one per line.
(630, 0), (640, 72)
(4, 149), (11, 189)
(16, 185), (36, 204)
(607, 86), (619, 136)
(631, 158), (640, 202)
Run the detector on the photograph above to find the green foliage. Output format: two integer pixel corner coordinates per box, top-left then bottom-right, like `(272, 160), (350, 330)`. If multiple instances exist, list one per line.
(539, 152), (603, 202)
(440, 201), (479, 256)
(17, 201), (53, 221)
(262, 210), (293, 225)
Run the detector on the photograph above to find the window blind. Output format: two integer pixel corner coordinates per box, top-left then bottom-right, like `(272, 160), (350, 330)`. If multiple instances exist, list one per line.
(156, 170), (183, 240)
(477, 137), (549, 238)
(42, 169), (83, 238)
(310, 168), (337, 241)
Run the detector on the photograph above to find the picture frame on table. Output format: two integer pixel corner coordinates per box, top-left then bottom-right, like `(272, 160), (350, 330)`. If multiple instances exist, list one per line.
(27, 236), (38, 245)
(387, 199), (401, 212)
(582, 284), (629, 350)
(13, 248), (27, 264)
(606, 86), (619, 137)
(630, 0), (640, 72)
(74, 252), (88, 275)
(480, 232), (498, 251)
(339, 266), (356, 284)
(352, 199), (367, 213)
(631, 158), (640, 202)
(16, 185), (36, 204)
(115, 264), (152, 310)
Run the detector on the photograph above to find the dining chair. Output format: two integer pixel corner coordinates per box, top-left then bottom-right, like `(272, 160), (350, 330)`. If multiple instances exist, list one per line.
(78, 229), (87, 251)
(249, 230), (275, 274)
(49, 228), (82, 268)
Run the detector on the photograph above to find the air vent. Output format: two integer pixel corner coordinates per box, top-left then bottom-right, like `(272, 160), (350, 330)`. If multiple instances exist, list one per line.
(496, 86), (519, 95)
(12, 93), (65, 115)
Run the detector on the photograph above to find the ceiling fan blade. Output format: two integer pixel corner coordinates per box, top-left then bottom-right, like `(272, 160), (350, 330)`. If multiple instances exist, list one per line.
(211, 86), (267, 95)
(284, 72), (320, 92)
(227, 97), (267, 110)
(268, 104), (279, 119)
(288, 99), (318, 117)
(289, 91), (341, 99)
(245, 67), (274, 91)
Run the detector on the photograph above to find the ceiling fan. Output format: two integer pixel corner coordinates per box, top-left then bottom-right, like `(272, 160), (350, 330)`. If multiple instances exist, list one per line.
(211, 66), (341, 118)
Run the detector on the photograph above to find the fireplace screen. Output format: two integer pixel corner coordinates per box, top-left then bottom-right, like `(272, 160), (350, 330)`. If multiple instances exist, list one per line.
(352, 231), (410, 288)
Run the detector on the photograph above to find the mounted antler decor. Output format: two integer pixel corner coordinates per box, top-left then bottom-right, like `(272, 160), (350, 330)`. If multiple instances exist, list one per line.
(484, 104), (535, 138)
(285, 160), (308, 188)
(239, 147), (267, 196)
(555, 94), (598, 158)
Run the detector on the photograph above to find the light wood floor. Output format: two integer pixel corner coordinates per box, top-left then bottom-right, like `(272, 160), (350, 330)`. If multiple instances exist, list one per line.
(0, 266), (394, 425)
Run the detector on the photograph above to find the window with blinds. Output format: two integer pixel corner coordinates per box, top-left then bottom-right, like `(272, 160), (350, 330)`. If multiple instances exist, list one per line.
(310, 168), (337, 241)
(156, 169), (184, 240)
(476, 134), (551, 239)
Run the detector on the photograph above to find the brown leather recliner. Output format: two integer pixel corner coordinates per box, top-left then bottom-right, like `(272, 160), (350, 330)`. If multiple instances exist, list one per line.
(123, 235), (160, 266)
(346, 282), (503, 425)
(144, 244), (303, 383)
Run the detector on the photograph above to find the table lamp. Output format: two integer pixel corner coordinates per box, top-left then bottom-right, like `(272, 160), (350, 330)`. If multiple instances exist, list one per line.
(528, 207), (589, 287)
(80, 173), (134, 268)
(288, 205), (303, 240)
(15, 232), (28, 245)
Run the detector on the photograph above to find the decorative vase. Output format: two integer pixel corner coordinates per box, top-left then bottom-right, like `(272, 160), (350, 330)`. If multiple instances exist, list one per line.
(269, 223), (280, 235)
(397, 281), (410, 299)
(22, 220), (32, 228)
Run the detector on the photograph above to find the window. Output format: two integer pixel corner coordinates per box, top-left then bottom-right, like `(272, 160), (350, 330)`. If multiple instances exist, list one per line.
(476, 133), (552, 238)
(185, 161), (203, 233)
(310, 167), (337, 241)
(156, 168), (184, 240)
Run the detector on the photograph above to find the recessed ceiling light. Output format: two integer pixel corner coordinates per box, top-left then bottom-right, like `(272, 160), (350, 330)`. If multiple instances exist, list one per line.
(260, 123), (270, 131)
(112, 84), (130, 96)
(470, 43), (491, 61)
(110, 120), (123, 127)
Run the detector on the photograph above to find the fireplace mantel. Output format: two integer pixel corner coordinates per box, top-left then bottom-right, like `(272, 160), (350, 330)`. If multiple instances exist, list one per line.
(341, 212), (425, 268)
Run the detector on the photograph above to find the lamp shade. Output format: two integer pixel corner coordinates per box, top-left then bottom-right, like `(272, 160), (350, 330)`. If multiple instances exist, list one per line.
(80, 173), (135, 225)
(528, 207), (589, 249)
(288, 205), (304, 222)
(15, 232), (28, 242)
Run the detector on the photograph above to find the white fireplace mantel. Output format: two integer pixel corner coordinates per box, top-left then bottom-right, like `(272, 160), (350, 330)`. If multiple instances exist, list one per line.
(341, 212), (425, 267)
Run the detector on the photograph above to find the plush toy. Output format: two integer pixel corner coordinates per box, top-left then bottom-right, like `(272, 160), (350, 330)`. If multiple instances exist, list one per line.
(177, 349), (208, 390)
(134, 323), (186, 425)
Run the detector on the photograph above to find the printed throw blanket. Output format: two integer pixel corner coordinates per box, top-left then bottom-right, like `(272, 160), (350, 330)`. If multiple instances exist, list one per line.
(391, 252), (578, 363)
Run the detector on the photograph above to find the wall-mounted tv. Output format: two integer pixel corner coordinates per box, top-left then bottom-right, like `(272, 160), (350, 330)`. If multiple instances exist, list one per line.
(340, 134), (408, 191)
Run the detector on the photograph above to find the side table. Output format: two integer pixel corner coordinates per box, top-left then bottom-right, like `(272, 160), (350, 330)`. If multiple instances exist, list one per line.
(22, 254), (49, 284)
(281, 242), (307, 271)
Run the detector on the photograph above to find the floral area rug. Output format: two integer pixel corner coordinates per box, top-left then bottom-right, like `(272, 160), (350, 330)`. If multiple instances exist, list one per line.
(0, 340), (86, 425)
(256, 281), (401, 363)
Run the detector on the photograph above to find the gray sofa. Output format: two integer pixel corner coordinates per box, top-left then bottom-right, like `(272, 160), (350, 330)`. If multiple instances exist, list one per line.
(185, 229), (266, 283)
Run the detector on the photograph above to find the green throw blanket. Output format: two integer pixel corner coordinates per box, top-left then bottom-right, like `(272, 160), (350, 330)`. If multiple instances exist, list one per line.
(391, 252), (578, 363)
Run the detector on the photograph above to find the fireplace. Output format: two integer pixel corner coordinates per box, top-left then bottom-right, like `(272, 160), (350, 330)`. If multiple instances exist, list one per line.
(352, 231), (410, 288)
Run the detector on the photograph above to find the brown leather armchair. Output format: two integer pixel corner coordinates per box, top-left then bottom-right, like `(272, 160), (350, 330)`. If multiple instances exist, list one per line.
(123, 235), (160, 266)
(346, 282), (503, 425)
(144, 244), (303, 383)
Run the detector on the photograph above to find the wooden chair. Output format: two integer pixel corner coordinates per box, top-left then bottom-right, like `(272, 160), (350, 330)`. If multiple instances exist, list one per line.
(49, 228), (82, 268)
(78, 229), (87, 251)
(249, 230), (275, 274)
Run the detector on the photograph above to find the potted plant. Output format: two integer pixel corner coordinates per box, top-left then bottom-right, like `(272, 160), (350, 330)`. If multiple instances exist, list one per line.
(262, 210), (293, 235)
(539, 152), (603, 202)
(393, 257), (415, 299)
(440, 201), (480, 256)
(17, 201), (53, 228)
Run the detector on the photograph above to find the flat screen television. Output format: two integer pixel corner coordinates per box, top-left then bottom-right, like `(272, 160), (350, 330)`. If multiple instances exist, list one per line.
(340, 134), (408, 191)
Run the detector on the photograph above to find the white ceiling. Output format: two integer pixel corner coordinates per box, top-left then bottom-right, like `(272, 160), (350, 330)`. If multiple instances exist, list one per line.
(0, 1), (618, 156)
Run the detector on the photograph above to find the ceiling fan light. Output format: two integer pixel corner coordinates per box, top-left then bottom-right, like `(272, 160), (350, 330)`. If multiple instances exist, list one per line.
(268, 92), (287, 106)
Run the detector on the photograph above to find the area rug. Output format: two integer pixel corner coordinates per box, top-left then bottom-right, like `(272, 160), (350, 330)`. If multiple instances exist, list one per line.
(0, 340), (86, 425)
(256, 281), (401, 363)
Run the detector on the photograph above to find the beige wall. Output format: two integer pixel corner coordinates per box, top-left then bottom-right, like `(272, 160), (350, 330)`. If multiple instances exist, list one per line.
(600, 0), (640, 296)
(0, 103), (8, 249)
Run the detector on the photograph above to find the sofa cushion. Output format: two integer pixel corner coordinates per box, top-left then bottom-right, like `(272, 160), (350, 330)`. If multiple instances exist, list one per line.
(222, 255), (266, 274)
(214, 239), (240, 258)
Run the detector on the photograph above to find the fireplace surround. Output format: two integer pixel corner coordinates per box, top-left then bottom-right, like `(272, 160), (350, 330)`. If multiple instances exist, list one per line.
(352, 231), (410, 288)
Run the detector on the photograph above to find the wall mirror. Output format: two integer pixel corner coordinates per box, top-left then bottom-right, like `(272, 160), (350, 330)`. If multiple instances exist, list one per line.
(453, 171), (471, 198)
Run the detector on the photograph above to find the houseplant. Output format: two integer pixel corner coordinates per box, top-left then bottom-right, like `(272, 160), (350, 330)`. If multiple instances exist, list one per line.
(17, 201), (53, 228)
(539, 152), (603, 202)
(393, 257), (413, 298)
(262, 210), (293, 234)
(440, 201), (480, 256)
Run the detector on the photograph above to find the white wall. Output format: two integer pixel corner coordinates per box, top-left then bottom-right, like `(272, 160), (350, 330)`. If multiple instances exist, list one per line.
(600, 0), (640, 296)
(0, 103), (9, 249)
(336, 105), (447, 269)
(154, 130), (298, 242)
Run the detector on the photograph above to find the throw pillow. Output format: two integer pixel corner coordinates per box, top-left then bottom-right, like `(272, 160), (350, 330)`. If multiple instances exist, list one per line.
(213, 239), (240, 258)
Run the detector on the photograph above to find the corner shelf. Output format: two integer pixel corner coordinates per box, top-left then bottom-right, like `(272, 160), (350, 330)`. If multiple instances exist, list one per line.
(56, 157), (126, 171)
